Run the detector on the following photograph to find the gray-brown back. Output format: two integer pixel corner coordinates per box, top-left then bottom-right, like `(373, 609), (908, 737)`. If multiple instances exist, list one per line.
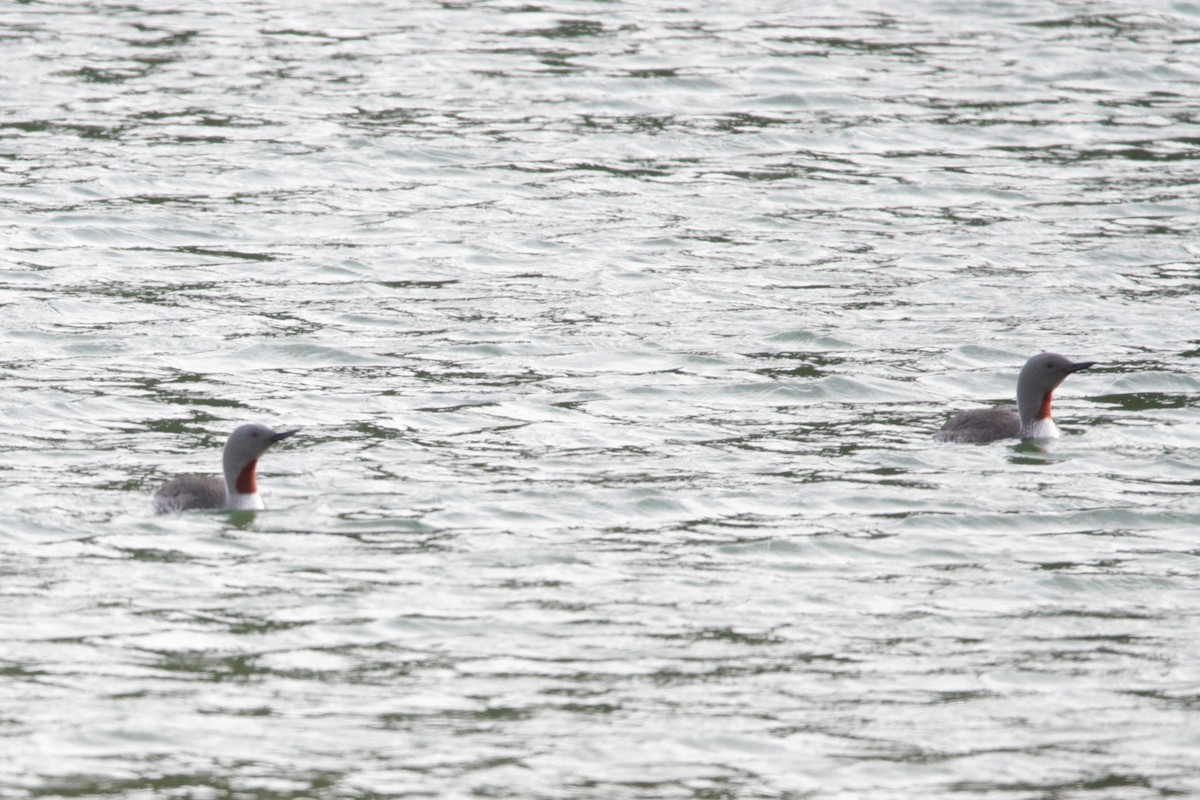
(153, 475), (226, 513)
(934, 407), (1021, 443)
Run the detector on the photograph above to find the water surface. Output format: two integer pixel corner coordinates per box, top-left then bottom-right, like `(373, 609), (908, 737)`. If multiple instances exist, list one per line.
(2, 0), (1199, 797)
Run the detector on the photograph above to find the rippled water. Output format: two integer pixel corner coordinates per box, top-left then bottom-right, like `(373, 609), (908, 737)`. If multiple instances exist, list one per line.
(3, 0), (1200, 797)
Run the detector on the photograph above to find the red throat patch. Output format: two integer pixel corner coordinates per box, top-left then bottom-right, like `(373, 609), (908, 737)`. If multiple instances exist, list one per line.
(235, 460), (258, 495)
(1038, 391), (1053, 420)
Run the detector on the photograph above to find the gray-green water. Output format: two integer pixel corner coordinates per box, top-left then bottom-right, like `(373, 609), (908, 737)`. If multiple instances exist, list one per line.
(3, 1), (1200, 797)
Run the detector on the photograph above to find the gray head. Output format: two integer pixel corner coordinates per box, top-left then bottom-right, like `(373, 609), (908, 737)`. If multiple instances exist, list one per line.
(222, 424), (299, 494)
(1015, 353), (1096, 425)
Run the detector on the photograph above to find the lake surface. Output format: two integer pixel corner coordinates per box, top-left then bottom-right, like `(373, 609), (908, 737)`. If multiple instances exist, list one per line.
(2, 0), (1199, 797)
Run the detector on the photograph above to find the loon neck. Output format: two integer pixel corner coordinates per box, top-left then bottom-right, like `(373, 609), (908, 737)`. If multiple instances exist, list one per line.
(224, 459), (264, 510)
(1017, 385), (1055, 427)
(1037, 390), (1053, 421)
(1017, 386), (1062, 439)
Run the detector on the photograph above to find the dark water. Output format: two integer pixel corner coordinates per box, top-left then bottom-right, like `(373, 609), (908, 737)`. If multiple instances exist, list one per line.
(2, 1), (1200, 797)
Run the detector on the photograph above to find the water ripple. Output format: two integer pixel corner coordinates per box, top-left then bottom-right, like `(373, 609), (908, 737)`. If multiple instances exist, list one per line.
(2, 0), (1199, 798)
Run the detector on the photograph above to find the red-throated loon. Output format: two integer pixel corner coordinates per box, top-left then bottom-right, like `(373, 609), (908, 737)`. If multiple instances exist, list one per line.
(154, 424), (298, 512)
(935, 353), (1096, 443)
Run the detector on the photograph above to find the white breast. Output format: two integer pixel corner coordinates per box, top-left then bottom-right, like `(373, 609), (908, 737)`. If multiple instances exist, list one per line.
(1020, 417), (1060, 440)
(225, 492), (265, 511)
